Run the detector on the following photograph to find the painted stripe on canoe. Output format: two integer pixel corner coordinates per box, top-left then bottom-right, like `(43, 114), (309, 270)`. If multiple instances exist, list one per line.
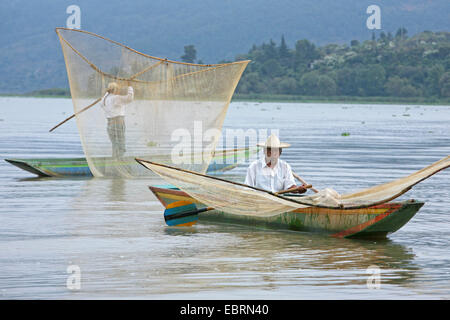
(291, 206), (389, 216)
(330, 204), (402, 238)
(153, 190), (202, 206)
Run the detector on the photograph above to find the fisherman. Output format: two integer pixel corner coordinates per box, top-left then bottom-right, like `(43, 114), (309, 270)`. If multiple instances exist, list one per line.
(244, 134), (308, 194)
(101, 82), (134, 159)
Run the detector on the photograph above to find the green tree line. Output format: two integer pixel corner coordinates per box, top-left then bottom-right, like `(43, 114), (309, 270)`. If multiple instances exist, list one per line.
(229, 29), (450, 99)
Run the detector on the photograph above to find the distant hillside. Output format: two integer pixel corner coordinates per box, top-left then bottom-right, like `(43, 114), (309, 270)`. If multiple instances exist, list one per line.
(235, 30), (450, 100)
(0, 0), (449, 93)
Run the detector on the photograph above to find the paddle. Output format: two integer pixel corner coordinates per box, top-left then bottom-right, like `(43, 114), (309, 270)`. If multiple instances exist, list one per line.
(49, 97), (101, 132)
(292, 172), (319, 193)
(164, 200), (213, 227)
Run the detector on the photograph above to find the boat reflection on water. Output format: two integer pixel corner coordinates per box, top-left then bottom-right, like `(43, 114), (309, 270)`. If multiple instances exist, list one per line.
(163, 222), (420, 289)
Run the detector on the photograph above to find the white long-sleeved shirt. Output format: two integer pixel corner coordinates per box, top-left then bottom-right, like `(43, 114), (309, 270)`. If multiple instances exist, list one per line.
(101, 86), (134, 118)
(244, 158), (296, 193)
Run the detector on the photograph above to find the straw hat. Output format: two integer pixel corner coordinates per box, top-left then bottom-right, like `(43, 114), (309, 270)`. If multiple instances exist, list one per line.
(257, 134), (290, 148)
(107, 82), (119, 93)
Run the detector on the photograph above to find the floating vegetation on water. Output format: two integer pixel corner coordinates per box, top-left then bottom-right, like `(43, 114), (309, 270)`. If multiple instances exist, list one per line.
(341, 132), (350, 136)
(147, 141), (158, 147)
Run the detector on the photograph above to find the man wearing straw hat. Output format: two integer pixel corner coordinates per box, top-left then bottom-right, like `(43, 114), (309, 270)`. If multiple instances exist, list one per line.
(245, 134), (308, 194)
(101, 82), (134, 159)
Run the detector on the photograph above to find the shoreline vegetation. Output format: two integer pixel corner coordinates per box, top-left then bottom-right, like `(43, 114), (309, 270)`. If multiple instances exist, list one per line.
(229, 29), (450, 105)
(1, 89), (449, 106)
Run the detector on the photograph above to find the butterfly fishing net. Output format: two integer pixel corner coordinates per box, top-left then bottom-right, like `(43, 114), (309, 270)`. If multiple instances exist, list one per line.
(138, 156), (450, 215)
(56, 28), (249, 177)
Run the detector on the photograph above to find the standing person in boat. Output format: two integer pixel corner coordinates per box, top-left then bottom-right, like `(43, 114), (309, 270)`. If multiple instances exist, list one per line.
(245, 134), (308, 194)
(101, 82), (134, 159)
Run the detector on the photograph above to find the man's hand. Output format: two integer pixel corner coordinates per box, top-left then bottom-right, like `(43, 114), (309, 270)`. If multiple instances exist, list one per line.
(288, 184), (307, 194)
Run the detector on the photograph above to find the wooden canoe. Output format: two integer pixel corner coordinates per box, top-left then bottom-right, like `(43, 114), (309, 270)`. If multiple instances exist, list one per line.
(149, 185), (424, 239)
(5, 147), (258, 177)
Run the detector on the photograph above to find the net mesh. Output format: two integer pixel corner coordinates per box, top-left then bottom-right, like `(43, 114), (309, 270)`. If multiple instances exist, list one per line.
(138, 156), (450, 215)
(56, 28), (249, 177)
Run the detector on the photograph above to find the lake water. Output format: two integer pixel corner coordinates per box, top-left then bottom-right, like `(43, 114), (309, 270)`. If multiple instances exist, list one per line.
(0, 97), (449, 299)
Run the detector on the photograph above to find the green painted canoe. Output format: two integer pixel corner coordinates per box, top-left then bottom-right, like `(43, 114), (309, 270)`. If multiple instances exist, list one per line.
(149, 185), (423, 239)
(5, 147), (259, 177)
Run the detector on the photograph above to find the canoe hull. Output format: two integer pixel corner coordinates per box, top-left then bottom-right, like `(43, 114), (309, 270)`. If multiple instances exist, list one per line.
(5, 158), (92, 177)
(5, 147), (258, 177)
(149, 185), (424, 239)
